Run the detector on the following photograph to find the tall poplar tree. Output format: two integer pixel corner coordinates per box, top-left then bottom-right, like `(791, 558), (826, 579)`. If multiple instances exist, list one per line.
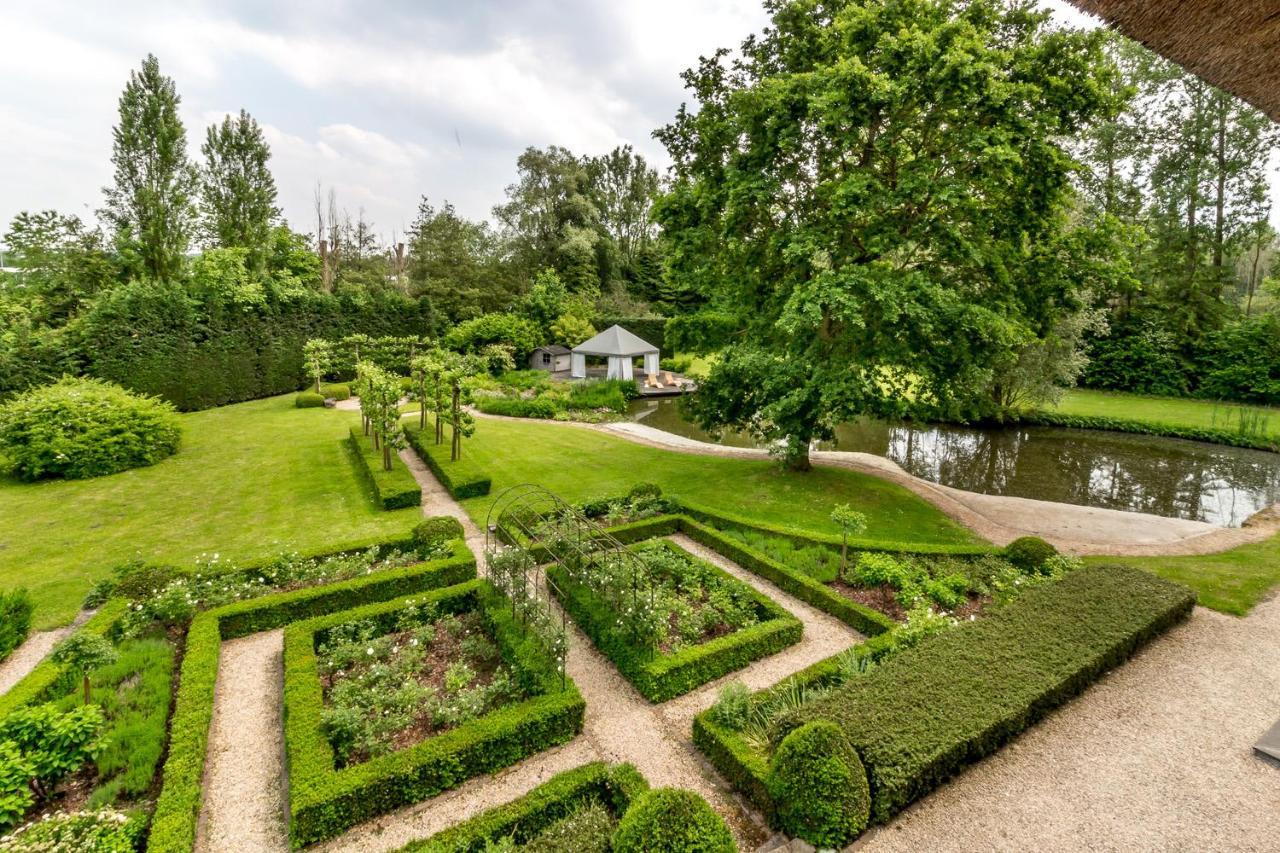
(101, 54), (197, 281)
(200, 109), (279, 271)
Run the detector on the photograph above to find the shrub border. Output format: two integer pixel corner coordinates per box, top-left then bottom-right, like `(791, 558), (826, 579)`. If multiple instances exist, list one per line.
(283, 579), (586, 847)
(347, 425), (422, 510)
(404, 422), (491, 499)
(547, 537), (802, 703)
(146, 540), (476, 853)
(395, 761), (647, 852)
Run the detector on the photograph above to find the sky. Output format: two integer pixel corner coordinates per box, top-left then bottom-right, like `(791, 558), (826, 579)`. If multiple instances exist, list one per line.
(3, 0), (1268, 246)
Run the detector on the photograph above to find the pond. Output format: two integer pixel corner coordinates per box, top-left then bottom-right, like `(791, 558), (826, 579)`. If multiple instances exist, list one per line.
(627, 398), (1280, 527)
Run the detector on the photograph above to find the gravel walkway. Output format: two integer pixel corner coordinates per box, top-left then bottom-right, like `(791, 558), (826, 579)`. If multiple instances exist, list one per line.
(0, 609), (94, 697)
(197, 630), (288, 853)
(854, 594), (1280, 853)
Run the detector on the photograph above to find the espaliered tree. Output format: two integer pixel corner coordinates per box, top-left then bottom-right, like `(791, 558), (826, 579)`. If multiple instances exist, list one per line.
(656, 0), (1120, 470)
(355, 361), (405, 470)
(302, 338), (334, 393)
(441, 352), (485, 461)
(409, 349), (448, 433)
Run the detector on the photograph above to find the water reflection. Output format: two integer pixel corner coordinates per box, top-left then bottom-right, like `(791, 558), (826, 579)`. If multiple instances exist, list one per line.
(629, 399), (1280, 527)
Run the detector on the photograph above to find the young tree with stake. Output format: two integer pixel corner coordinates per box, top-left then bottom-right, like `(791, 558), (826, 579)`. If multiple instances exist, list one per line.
(51, 632), (118, 706)
(302, 338), (334, 393)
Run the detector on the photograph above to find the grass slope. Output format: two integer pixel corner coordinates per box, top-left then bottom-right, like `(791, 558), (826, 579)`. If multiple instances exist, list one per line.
(455, 416), (980, 548)
(1051, 389), (1280, 440)
(0, 395), (418, 629)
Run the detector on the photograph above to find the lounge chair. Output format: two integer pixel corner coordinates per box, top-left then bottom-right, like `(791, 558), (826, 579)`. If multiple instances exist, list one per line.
(663, 371), (676, 386)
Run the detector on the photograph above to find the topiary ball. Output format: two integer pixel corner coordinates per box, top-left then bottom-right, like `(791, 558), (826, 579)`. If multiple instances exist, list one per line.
(612, 788), (736, 853)
(767, 720), (870, 848)
(628, 482), (663, 500)
(413, 516), (465, 552)
(1003, 536), (1058, 575)
(295, 391), (326, 408)
(0, 377), (181, 481)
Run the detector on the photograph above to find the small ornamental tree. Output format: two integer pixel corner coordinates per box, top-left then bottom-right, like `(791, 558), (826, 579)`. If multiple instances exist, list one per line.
(51, 632), (118, 705)
(342, 333), (374, 373)
(442, 352), (485, 462)
(830, 504), (868, 572)
(409, 351), (445, 431)
(302, 338), (334, 393)
(356, 361), (405, 471)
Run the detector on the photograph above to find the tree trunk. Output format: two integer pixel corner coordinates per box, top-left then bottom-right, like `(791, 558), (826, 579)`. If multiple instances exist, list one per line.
(451, 387), (462, 462)
(420, 402), (426, 429)
(1213, 105), (1227, 272)
(383, 444), (392, 471)
(83, 674), (91, 706)
(314, 376), (321, 394)
(783, 439), (811, 472)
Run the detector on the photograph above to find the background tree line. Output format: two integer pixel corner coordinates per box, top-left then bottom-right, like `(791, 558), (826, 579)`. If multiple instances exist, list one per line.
(0, 55), (674, 409)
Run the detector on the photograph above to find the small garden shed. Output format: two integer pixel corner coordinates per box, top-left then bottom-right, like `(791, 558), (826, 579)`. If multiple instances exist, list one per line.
(570, 325), (660, 380)
(529, 344), (571, 372)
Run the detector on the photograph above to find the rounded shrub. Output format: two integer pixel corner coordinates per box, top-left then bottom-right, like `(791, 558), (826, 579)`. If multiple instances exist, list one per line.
(0, 377), (181, 481)
(628, 482), (663, 500)
(767, 720), (870, 848)
(320, 383), (351, 401)
(413, 516), (465, 551)
(1004, 536), (1058, 575)
(295, 391), (326, 408)
(612, 788), (736, 853)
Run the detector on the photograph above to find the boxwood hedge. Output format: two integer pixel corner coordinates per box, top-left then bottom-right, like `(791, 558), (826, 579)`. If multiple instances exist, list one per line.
(774, 565), (1195, 825)
(146, 541), (476, 853)
(404, 422), (491, 499)
(347, 425), (421, 510)
(283, 579), (585, 846)
(547, 539), (802, 702)
(396, 762), (647, 852)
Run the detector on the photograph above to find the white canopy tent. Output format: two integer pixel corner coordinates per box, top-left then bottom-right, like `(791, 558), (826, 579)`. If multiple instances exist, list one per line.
(570, 325), (660, 380)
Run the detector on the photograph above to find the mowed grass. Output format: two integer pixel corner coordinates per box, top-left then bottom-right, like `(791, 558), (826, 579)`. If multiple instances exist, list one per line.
(452, 416), (982, 548)
(1089, 537), (1280, 617)
(0, 395), (419, 629)
(1050, 389), (1280, 439)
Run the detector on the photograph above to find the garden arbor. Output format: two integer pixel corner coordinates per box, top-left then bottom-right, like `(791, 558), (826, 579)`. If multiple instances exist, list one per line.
(570, 325), (659, 380)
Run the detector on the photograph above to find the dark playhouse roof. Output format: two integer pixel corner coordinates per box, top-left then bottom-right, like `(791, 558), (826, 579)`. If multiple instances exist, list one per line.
(1069, 1), (1280, 121)
(532, 345), (572, 356)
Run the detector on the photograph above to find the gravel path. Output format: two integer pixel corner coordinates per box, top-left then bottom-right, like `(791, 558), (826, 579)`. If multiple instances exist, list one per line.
(197, 630), (288, 853)
(0, 608), (94, 697)
(855, 595), (1280, 853)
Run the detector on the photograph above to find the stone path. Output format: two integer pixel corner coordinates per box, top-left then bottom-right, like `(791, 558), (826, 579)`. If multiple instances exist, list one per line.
(196, 451), (863, 852)
(0, 608), (94, 697)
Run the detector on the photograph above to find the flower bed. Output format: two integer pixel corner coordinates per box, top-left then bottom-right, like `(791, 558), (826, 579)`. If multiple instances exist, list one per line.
(347, 424), (422, 510)
(283, 580), (585, 846)
(469, 371), (636, 423)
(396, 762), (647, 852)
(548, 539), (801, 702)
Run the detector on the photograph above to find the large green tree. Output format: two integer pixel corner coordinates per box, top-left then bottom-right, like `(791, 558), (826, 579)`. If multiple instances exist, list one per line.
(657, 0), (1118, 469)
(200, 109), (280, 271)
(101, 54), (198, 282)
(406, 198), (513, 323)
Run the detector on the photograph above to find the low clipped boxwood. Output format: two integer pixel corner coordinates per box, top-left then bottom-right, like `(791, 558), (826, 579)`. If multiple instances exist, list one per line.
(295, 391), (326, 408)
(0, 377), (181, 480)
(0, 588), (33, 663)
(413, 516), (465, 553)
(612, 787), (735, 853)
(767, 721), (869, 847)
(320, 383), (351, 401)
(347, 425), (421, 510)
(1003, 536), (1057, 574)
(404, 422), (491, 499)
(398, 762), (647, 852)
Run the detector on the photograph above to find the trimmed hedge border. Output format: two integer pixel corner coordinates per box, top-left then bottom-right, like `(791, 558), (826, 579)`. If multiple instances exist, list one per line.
(1018, 410), (1280, 453)
(347, 425), (422, 510)
(405, 422), (491, 499)
(284, 579), (585, 846)
(780, 565), (1196, 826)
(547, 538), (802, 702)
(396, 762), (647, 852)
(0, 599), (129, 718)
(147, 541), (476, 853)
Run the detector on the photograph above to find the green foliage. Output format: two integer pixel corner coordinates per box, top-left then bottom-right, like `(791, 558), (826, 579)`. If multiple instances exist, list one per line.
(1197, 314), (1280, 405)
(0, 376), (180, 480)
(282, 582), (585, 846)
(1003, 536), (1058, 575)
(404, 422), (491, 499)
(0, 590), (32, 664)
(146, 544), (475, 853)
(397, 762), (648, 853)
(549, 313), (596, 347)
(0, 740), (34, 834)
(50, 633), (118, 704)
(774, 566), (1196, 824)
(0, 703), (105, 799)
(611, 788), (735, 853)
(445, 314), (543, 361)
(295, 391), (325, 408)
(302, 338), (335, 392)
(522, 800), (616, 853)
(320, 383), (351, 401)
(347, 425), (421, 510)
(709, 682), (750, 730)
(0, 808), (139, 852)
(0, 603), (126, 721)
(413, 517), (465, 553)
(767, 721), (870, 847)
(1082, 317), (1190, 397)
(200, 109), (278, 272)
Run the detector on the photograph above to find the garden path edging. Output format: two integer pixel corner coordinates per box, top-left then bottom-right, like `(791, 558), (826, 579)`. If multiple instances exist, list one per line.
(0, 608), (94, 697)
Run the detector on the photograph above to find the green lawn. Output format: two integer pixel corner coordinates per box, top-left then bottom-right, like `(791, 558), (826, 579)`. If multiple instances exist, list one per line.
(1089, 537), (1280, 617)
(0, 396), (419, 629)
(1050, 389), (1280, 439)
(452, 416), (982, 548)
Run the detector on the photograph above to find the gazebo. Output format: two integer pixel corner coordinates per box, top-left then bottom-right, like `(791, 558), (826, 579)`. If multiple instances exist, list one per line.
(570, 325), (659, 380)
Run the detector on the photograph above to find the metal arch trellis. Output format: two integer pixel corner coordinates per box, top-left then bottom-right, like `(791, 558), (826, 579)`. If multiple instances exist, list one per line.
(484, 485), (660, 672)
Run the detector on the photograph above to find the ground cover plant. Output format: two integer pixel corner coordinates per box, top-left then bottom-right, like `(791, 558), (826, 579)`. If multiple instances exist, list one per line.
(397, 762), (647, 853)
(0, 807), (142, 851)
(548, 537), (800, 701)
(283, 579), (584, 846)
(0, 377), (181, 481)
(0, 394), (420, 629)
